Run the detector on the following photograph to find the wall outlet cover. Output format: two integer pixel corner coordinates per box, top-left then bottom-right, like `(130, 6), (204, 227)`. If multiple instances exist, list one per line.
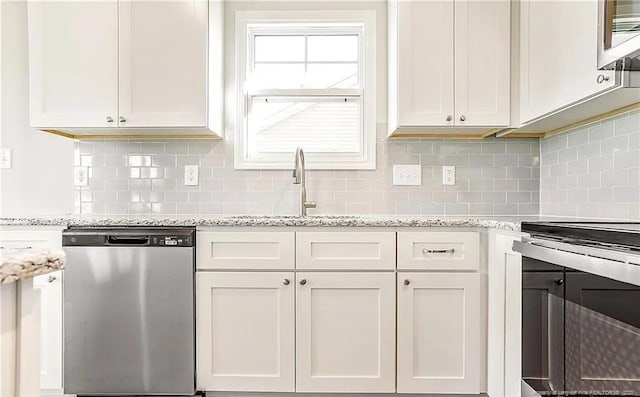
(393, 164), (422, 186)
(74, 166), (89, 186)
(442, 166), (456, 185)
(0, 148), (12, 169)
(184, 165), (199, 186)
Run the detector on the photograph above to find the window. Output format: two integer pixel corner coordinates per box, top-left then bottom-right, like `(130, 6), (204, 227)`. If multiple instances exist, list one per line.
(235, 11), (376, 170)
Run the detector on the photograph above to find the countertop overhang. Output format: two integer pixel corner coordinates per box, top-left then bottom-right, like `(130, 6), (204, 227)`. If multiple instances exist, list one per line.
(0, 249), (65, 284)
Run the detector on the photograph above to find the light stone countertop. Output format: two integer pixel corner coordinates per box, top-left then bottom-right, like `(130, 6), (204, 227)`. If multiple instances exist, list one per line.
(0, 215), (535, 231)
(0, 249), (65, 284)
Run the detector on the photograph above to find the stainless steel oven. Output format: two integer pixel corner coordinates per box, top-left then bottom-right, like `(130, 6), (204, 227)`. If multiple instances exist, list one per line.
(598, 0), (640, 70)
(515, 222), (640, 396)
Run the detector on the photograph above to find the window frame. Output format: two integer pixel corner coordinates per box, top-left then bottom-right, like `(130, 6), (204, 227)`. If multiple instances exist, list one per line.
(234, 10), (377, 170)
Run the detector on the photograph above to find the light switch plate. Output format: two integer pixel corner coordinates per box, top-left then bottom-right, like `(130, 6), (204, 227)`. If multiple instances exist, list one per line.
(74, 166), (89, 186)
(442, 166), (456, 185)
(0, 148), (11, 169)
(184, 165), (199, 186)
(393, 164), (422, 186)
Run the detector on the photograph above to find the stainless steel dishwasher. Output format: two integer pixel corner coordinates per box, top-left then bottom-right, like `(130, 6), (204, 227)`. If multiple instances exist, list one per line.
(62, 227), (196, 396)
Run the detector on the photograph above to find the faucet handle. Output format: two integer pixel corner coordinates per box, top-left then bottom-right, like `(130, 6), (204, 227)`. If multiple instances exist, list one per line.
(304, 201), (317, 209)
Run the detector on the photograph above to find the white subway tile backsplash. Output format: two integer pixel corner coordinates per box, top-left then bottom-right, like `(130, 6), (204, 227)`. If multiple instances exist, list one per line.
(74, 132), (540, 216)
(541, 112), (639, 220)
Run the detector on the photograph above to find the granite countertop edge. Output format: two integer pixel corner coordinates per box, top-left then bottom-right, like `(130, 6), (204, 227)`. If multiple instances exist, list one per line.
(0, 216), (524, 231)
(0, 249), (65, 284)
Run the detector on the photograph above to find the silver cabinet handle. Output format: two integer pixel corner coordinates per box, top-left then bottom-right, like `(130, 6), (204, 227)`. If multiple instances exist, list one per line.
(48, 275), (56, 283)
(299, 279), (307, 286)
(422, 248), (455, 254)
(119, 116), (127, 123)
(404, 279), (410, 286)
(282, 278), (290, 286)
(446, 115), (453, 122)
(596, 74), (610, 84)
(304, 201), (317, 209)
(459, 115), (466, 122)
(106, 116), (114, 123)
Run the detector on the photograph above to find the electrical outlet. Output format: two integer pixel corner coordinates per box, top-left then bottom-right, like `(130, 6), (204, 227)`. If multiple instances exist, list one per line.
(442, 166), (456, 185)
(0, 148), (11, 169)
(184, 165), (199, 186)
(393, 164), (422, 186)
(74, 166), (89, 186)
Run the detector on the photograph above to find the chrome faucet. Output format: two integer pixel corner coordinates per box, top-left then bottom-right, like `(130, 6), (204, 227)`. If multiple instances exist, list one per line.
(293, 147), (317, 216)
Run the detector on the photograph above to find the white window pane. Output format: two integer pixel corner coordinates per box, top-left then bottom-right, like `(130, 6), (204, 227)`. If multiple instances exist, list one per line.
(305, 64), (358, 88)
(254, 35), (305, 62)
(251, 64), (305, 89)
(307, 35), (358, 62)
(248, 97), (361, 154)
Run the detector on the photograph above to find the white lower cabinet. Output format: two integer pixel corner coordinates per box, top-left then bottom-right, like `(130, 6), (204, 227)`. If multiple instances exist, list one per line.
(295, 272), (396, 392)
(0, 228), (64, 395)
(397, 272), (481, 394)
(196, 272), (295, 392)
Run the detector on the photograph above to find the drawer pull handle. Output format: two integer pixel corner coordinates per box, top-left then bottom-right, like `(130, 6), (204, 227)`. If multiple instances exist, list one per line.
(423, 248), (455, 254)
(282, 278), (290, 286)
(299, 279), (307, 286)
(404, 279), (410, 286)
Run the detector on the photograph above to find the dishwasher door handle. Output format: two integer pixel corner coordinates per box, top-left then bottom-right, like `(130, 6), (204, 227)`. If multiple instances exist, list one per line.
(107, 236), (150, 245)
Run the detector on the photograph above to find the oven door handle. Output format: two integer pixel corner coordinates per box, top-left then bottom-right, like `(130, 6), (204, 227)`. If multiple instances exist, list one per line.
(513, 240), (640, 286)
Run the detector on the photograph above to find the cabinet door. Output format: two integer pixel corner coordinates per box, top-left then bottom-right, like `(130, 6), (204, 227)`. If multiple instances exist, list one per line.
(454, 0), (510, 126)
(33, 271), (62, 392)
(520, 0), (616, 123)
(397, 0), (454, 126)
(295, 272), (395, 392)
(196, 272), (295, 392)
(28, 1), (118, 128)
(118, 0), (208, 127)
(397, 272), (481, 394)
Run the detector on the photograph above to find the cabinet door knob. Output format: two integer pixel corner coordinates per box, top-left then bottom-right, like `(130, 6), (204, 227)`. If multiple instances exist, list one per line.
(596, 74), (610, 84)
(404, 279), (410, 286)
(119, 116), (127, 123)
(282, 278), (290, 286)
(554, 279), (564, 286)
(459, 115), (466, 122)
(299, 279), (307, 286)
(106, 116), (114, 123)
(48, 275), (56, 283)
(446, 115), (453, 122)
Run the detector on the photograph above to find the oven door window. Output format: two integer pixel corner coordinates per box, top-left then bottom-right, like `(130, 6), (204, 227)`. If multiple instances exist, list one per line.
(565, 270), (640, 395)
(522, 258), (565, 393)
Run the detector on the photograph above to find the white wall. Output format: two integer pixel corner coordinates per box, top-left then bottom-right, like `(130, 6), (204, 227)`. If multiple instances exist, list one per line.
(0, 1), (74, 217)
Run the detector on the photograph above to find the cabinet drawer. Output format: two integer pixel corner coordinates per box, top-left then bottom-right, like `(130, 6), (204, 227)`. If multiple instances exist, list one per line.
(296, 232), (395, 270)
(197, 232), (294, 270)
(397, 232), (479, 270)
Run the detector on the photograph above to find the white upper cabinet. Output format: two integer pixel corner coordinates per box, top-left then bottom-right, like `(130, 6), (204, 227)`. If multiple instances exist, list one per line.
(395, 0), (454, 127)
(519, 0), (616, 124)
(389, 0), (510, 135)
(28, 1), (118, 128)
(455, 0), (510, 126)
(118, 0), (207, 128)
(27, 0), (222, 137)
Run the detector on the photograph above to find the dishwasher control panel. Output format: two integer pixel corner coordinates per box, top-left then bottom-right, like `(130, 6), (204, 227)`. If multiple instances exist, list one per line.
(63, 228), (195, 247)
(151, 235), (192, 247)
